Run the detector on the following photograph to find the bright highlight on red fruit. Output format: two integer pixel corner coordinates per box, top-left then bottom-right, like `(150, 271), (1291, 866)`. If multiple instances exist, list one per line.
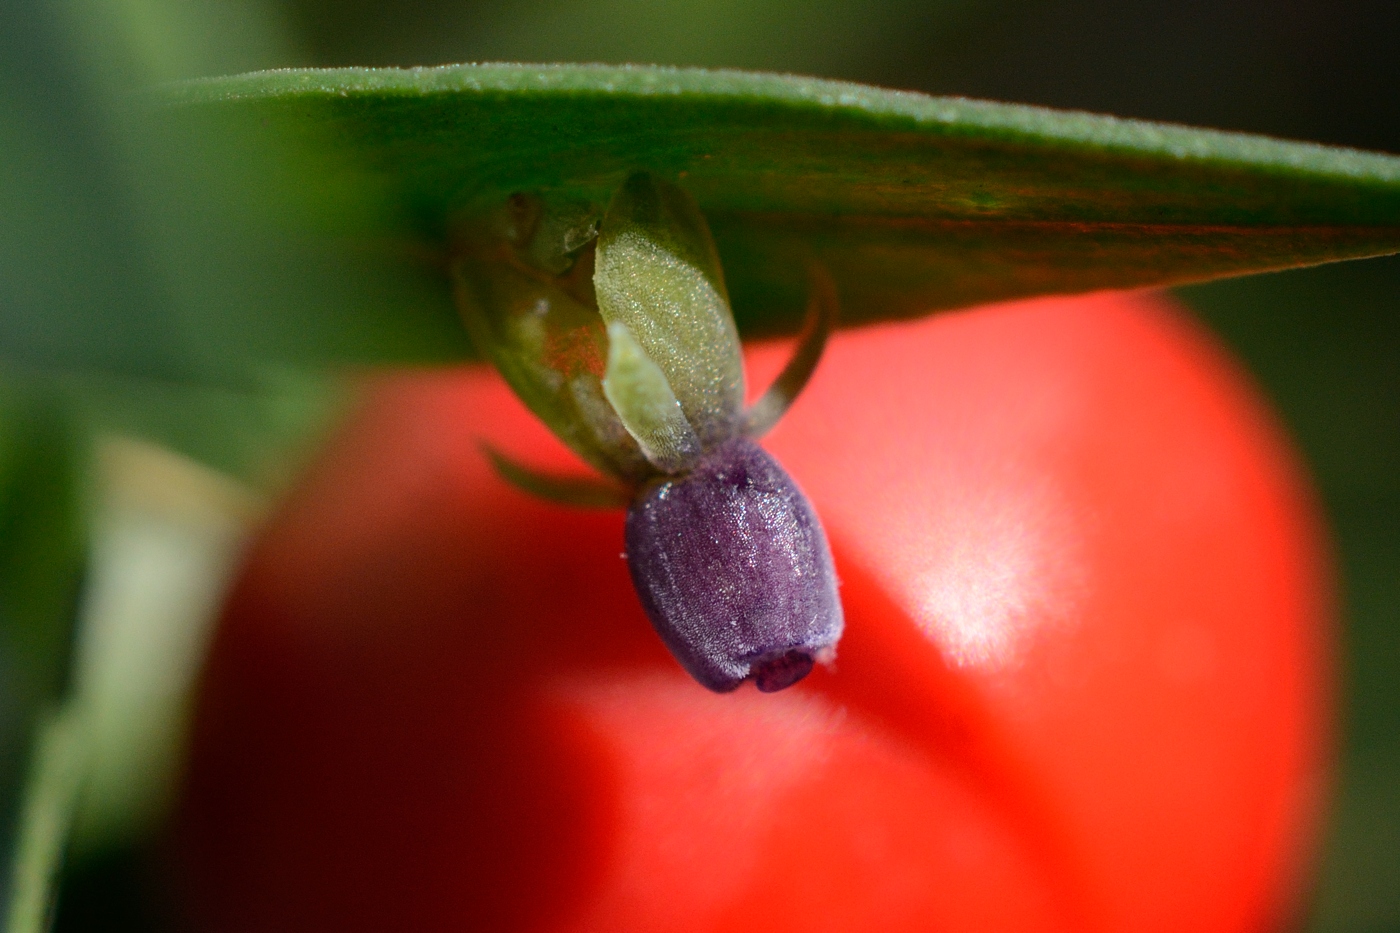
(176, 290), (1330, 933)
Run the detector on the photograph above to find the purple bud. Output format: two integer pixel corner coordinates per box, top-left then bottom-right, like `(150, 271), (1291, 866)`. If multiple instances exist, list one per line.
(624, 438), (843, 692)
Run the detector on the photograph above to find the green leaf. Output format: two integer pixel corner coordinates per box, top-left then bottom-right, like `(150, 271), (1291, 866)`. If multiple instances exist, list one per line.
(5, 707), (85, 933)
(1, 0), (468, 392)
(66, 436), (261, 857)
(158, 63), (1400, 348)
(0, 390), (86, 817)
(0, 388), (85, 926)
(53, 370), (346, 491)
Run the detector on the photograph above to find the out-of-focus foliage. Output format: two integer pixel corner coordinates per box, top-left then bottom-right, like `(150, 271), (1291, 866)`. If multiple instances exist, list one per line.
(0, 0), (353, 925)
(6, 708), (84, 933)
(66, 439), (259, 858)
(1, 2), (466, 389)
(0, 390), (85, 898)
(1184, 256), (1400, 933)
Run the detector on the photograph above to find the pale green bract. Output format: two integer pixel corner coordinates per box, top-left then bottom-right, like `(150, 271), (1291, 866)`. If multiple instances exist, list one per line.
(602, 322), (702, 473)
(593, 173), (746, 450)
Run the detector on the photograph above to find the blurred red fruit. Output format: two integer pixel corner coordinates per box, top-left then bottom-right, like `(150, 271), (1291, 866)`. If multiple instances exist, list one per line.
(175, 290), (1331, 933)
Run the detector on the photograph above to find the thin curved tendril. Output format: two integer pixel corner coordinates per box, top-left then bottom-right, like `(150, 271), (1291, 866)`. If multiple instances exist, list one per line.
(743, 263), (838, 439)
(480, 442), (633, 509)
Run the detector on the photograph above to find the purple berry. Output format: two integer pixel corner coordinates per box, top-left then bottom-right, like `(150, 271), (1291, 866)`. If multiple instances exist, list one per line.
(624, 438), (843, 692)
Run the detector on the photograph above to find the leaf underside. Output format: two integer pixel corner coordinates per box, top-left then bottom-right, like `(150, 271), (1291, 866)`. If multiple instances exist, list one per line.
(161, 64), (1400, 349)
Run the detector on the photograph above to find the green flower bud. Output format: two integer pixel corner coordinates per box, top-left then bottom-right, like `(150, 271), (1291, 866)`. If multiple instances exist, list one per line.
(593, 172), (745, 451)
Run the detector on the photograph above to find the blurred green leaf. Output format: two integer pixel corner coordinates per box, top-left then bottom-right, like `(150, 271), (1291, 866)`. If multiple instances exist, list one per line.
(5, 707), (85, 933)
(0, 0), (187, 384)
(2, 4), (352, 922)
(1179, 256), (1400, 932)
(0, 389), (86, 799)
(155, 63), (1400, 349)
(0, 388), (85, 921)
(1, 0), (468, 395)
(65, 437), (260, 859)
(54, 370), (345, 489)
(0, 395), (85, 697)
